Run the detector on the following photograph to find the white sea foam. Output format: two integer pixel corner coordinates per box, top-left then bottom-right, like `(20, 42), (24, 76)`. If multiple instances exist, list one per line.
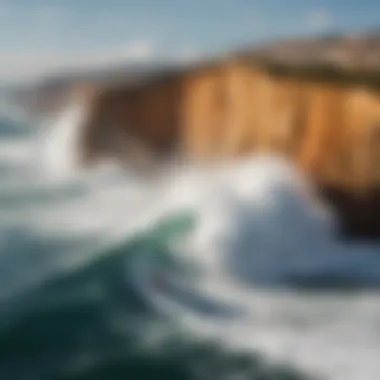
(0, 102), (380, 380)
(37, 100), (89, 182)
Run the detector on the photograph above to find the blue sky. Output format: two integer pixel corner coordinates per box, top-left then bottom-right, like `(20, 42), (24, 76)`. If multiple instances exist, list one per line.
(0, 0), (379, 82)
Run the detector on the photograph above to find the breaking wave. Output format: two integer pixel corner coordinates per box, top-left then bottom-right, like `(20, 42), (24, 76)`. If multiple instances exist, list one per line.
(0, 101), (380, 380)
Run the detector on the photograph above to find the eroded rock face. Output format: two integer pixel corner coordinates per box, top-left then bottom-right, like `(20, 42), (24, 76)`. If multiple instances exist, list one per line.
(75, 59), (380, 239)
(77, 75), (184, 169)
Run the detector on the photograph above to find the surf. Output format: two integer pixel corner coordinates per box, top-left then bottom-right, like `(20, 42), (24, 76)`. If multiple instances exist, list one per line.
(1, 100), (380, 380)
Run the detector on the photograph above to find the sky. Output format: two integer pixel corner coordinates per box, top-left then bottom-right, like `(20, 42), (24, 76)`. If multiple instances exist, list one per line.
(0, 0), (379, 83)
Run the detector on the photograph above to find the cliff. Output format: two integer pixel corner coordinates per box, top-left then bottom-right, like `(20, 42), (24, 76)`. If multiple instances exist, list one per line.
(65, 34), (380, 239)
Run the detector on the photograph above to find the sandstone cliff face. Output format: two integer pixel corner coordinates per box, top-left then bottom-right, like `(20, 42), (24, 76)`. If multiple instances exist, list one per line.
(181, 62), (380, 190)
(76, 59), (380, 239)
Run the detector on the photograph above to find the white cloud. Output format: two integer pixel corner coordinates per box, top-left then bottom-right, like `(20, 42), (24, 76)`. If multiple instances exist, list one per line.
(0, 40), (158, 83)
(0, 40), (206, 84)
(306, 8), (334, 33)
(121, 41), (157, 61)
(0, 2), (205, 85)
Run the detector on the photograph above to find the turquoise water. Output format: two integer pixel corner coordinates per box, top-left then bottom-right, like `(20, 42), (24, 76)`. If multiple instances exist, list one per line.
(0, 212), (308, 380)
(0, 104), (380, 380)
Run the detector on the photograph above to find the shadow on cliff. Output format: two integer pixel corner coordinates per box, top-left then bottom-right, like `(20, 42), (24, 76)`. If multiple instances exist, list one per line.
(321, 186), (380, 242)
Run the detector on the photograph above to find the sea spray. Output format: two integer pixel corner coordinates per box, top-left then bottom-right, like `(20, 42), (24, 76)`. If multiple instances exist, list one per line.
(38, 100), (89, 182)
(1, 98), (380, 380)
(121, 156), (380, 380)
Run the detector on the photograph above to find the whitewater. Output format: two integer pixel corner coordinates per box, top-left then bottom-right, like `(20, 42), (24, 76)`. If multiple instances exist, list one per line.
(0, 99), (380, 380)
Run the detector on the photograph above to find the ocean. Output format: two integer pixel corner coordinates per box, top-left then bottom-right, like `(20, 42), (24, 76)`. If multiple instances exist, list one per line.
(0, 99), (380, 380)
